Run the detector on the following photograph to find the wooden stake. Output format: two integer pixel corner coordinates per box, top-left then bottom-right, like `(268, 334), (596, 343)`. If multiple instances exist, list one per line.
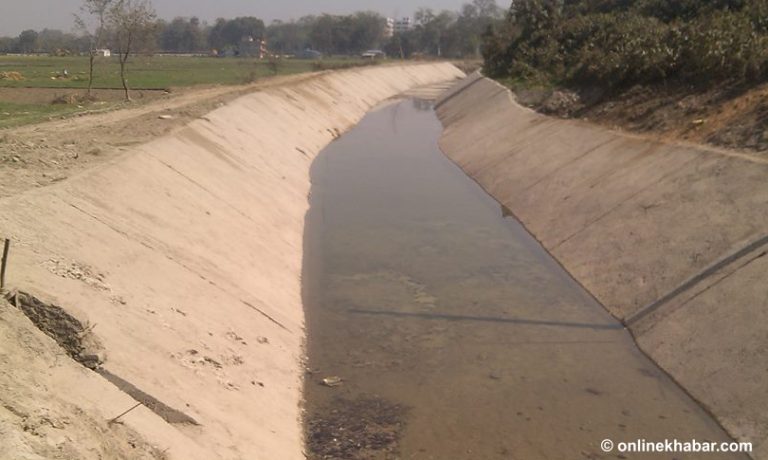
(0, 239), (9, 292)
(108, 402), (142, 425)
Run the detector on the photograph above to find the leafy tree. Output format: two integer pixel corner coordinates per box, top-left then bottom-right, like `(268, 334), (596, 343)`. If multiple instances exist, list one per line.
(37, 29), (81, 54)
(160, 17), (207, 52)
(478, 0), (504, 17)
(348, 12), (387, 52)
(420, 11), (456, 56)
(18, 30), (39, 53)
(308, 15), (339, 54)
(483, 0), (768, 87)
(385, 1), (503, 58)
(0, 37), (18, 53)
(209, 16), (265, 52)
(267, 19), (310, 54)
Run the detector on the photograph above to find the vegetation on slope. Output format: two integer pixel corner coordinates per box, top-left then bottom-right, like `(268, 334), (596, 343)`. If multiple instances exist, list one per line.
(483, 0), (768, 88)
(481, 0), (768, 153)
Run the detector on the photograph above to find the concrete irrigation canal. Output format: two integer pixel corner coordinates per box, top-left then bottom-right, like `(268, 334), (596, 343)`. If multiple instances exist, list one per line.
(302, 95), (744, 459)
(0, 64), (763, 459)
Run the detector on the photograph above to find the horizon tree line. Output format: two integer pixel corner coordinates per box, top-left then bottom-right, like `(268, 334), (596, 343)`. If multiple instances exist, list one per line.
(0, 0), (503, 58)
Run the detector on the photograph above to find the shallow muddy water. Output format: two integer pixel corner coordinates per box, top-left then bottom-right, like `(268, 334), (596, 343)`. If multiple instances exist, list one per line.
(302, 98), (742, 459)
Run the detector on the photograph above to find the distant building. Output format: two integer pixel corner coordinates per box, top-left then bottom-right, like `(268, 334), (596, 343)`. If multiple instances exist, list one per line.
(394, 17), (412, 34)
(384, 17), (395, 38)
(94, 49), (111, 57)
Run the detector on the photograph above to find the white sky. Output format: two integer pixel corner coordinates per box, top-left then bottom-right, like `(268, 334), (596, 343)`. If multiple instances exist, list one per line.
(1, 0), (512, 36)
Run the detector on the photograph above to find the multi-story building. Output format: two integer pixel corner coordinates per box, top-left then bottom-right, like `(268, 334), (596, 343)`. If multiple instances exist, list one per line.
(394, 17), (412, 34)
(384, 17), (395, 38)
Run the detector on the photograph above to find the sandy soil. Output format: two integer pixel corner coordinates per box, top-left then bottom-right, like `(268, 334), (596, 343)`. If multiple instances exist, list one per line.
(0, 299), (166, 460)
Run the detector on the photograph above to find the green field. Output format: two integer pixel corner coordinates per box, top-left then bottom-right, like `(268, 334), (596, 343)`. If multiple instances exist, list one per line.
(0, 55), (377, 128)
(0, 55), (376, 89)
(0, 101), (98, 129)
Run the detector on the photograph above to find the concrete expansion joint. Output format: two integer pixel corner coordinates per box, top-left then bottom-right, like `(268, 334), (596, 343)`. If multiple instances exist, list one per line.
(624, 233), (768, 327)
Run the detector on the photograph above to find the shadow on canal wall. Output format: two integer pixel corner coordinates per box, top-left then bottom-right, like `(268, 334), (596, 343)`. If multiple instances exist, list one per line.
(436, 73), (768, 459)
(0, 63), (464, 459)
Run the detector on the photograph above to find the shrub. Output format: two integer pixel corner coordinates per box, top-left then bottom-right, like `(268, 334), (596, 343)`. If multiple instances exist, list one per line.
(677, 10), (768, 82)
(483, 0), (768, 88)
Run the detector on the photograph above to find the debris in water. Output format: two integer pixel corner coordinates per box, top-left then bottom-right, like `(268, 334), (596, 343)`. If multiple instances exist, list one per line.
(307, 396), (407, 459)
(321, 376), (343, 387)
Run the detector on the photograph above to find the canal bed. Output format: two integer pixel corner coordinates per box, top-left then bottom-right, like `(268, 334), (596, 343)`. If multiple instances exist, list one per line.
(302, 97), (741, 459)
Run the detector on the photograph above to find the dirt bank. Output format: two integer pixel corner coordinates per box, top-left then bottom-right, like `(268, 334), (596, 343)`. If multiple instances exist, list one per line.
(436, 74), (768, 459)
(513, 78), (768, 157)
(0, 72), (345, 199)
(0, 63), (464, 459)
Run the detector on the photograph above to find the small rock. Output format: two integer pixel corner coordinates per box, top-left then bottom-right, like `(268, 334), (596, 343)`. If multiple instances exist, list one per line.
(321, 376), (343, 387)
(158, 114), (173, 120)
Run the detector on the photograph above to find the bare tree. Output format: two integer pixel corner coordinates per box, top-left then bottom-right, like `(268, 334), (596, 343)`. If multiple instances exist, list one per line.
(75, 0), (113, 97)
(107, 0), (156, 101)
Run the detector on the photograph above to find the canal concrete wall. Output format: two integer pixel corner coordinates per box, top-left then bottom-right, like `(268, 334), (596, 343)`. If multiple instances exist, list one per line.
(436, 73), (768, 458)
(0, 63), (464, 459)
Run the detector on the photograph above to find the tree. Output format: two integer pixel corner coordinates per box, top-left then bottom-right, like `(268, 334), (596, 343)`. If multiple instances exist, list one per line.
(75, 0), (113, 97)
(108, 0), (156, 101)
(511, 0), (561, 39)
(267, 19), (310, 55)
(0, 37), (17, 53)
(18, 30), (39, 53)
(473, 0), (503, 18)
(309, 15), (338, 53)
(348, 12), (387, 52)
(421, 10), (456, 56)
(383, 1), (503, 59)
(160, 17), (207, 52)
(450, 0), (502, 56)
(37, 29), (81, 54)
(208, 16), (265, 53)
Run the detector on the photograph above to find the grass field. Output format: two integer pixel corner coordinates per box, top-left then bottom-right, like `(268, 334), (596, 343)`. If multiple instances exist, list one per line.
(0, 55), (376, 128)
(0, 101), (102, 129)
(0, 55), (375, 89)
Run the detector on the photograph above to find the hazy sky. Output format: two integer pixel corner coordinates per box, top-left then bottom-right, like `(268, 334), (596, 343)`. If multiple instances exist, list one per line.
(1, 0), (512, 36)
